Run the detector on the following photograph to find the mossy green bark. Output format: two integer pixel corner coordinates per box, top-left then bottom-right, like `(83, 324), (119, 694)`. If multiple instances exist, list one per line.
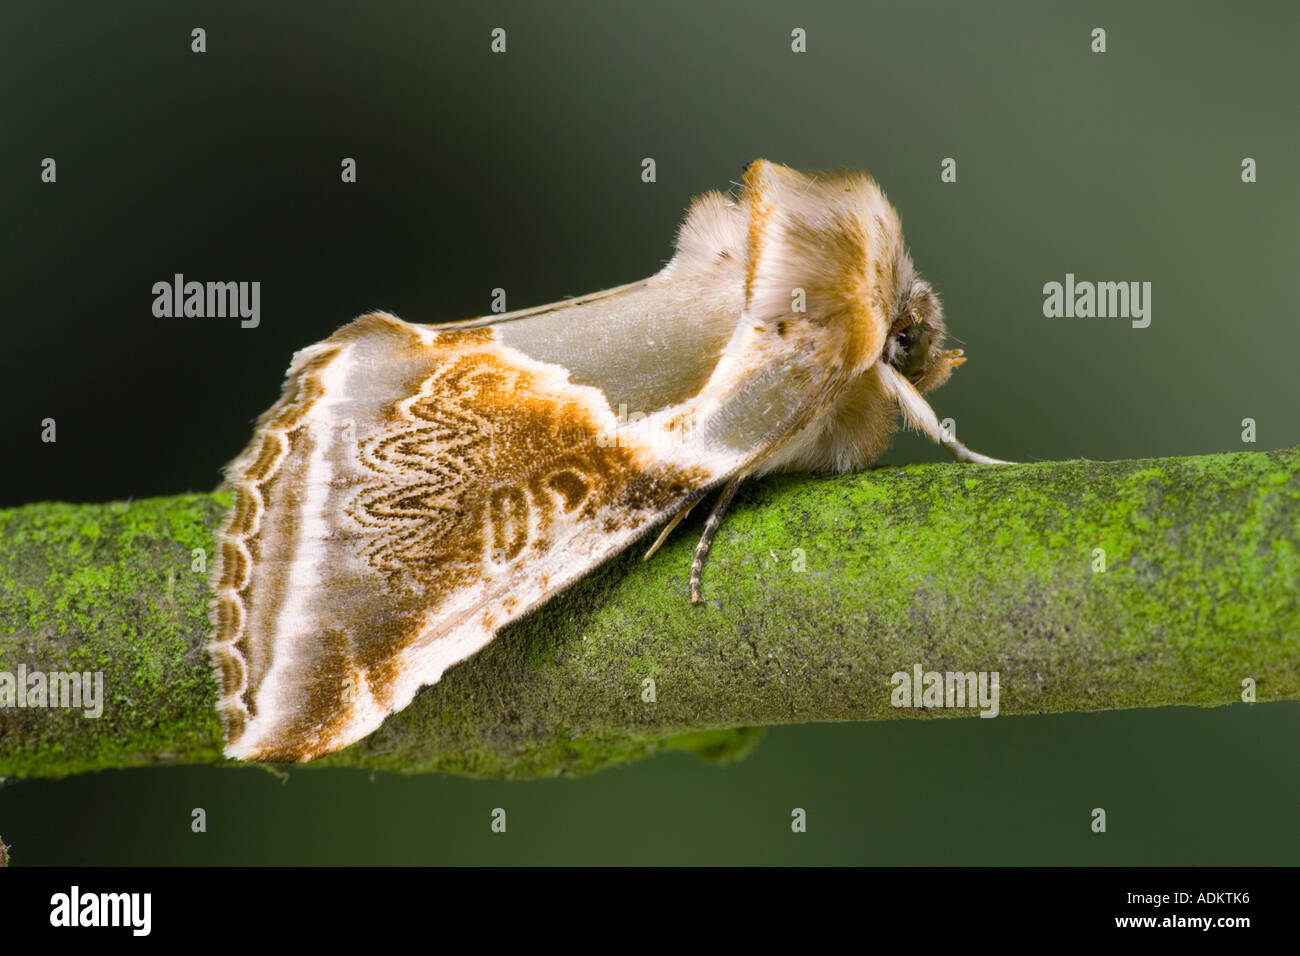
(1, 448), (1297, 781)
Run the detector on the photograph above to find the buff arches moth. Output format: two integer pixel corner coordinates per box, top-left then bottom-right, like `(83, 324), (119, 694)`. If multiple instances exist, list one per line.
(207, 160), (1006, 762)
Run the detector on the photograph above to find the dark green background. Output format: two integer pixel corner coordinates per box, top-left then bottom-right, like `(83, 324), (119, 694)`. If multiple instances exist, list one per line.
(1, 1), (1296, 864)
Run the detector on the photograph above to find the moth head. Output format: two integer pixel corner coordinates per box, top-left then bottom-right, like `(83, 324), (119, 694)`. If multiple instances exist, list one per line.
(882, 276), (965, 394)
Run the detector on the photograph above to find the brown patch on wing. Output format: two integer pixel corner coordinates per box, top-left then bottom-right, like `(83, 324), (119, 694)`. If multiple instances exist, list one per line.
(337, 343), (695, 691)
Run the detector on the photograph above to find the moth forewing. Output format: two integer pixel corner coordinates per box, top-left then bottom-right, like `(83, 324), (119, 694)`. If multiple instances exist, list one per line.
(208, 159), (1000, 762)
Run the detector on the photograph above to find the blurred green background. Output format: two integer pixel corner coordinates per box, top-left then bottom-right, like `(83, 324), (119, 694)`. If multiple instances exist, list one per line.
(1, 0), (1296, 864)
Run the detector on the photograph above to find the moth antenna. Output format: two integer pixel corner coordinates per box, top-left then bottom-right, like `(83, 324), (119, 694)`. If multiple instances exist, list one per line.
(878, 362), (1014, 466)
(690, 475), (744, 604)
(643, 504), (694, 561)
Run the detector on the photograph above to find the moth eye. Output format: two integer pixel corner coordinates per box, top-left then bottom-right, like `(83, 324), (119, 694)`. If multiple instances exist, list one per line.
(890, 322), (931, 378)
(895, 324), (924, 352)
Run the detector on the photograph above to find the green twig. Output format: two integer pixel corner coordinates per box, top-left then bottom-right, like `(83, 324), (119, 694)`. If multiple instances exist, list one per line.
(1, 447), (1297, 780)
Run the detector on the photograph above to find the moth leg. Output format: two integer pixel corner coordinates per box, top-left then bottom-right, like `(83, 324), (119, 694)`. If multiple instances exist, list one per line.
(643, 503), (695, 561)
(879, 361), (1015, 465)
(942, 439), (1013, 466)
(690, 476), (744, 605)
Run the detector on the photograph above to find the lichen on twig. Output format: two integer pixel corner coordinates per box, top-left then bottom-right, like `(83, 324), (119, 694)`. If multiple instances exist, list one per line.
(0, 447), (1296, 780)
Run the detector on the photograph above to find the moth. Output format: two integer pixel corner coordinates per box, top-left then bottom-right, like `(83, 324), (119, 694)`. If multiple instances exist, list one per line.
(208, 159), (1006, 762)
